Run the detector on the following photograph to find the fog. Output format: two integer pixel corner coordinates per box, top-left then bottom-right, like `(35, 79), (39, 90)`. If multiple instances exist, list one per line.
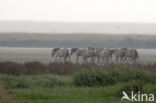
(0, 21), (156, 34)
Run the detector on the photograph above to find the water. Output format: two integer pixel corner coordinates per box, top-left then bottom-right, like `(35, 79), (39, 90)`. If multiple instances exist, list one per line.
(0, 47), (155, 64)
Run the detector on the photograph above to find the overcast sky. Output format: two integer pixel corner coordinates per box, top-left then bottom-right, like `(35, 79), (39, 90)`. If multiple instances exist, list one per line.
(0, 0), (156, 23)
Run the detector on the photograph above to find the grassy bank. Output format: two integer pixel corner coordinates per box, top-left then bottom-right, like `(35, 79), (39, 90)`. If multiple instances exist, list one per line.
(0, 63), (156, 103)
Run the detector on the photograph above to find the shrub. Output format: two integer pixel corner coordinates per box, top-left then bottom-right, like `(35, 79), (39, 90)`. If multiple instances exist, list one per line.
(0, 75), (30, 89)
(38, 77), (65, 88)
(73, 69), (117, 87)
(0, 75), (66, 89)
(73, 66), (156, 87)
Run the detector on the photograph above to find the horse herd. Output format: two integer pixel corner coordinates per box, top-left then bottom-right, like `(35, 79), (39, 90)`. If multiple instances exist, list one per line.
(51, 47), (139, 64)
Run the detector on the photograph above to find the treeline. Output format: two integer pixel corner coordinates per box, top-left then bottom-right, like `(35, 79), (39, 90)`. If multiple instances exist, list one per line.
(0, 33), (156, 48)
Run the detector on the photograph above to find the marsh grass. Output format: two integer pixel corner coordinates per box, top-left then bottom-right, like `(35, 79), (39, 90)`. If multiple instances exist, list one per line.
(0, 61), (156, 76)
(0, 62), (156, 103)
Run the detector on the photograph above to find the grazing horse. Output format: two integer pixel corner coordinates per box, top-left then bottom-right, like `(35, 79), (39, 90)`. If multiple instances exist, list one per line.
(52, 48), (70, 63)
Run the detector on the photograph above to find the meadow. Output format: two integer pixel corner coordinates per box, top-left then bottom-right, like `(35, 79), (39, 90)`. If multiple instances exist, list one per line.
(0, 62), (156, 103)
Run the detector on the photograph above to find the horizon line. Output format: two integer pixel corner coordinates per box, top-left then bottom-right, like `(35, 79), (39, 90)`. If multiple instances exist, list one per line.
(0, 20), (156, 24)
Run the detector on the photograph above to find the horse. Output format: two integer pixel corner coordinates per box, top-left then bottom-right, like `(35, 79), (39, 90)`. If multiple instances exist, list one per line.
(52, 48), (70, 63)
(94, 48), (103, 63)
(94, 48), (111, 64)
(87, 47), (97, 63)
(71, 48), (86, 63)
(123, 48), (139, 63)
(113, 48), (139, 64)
(113, 48), (127, 63)
(71, 48), (94, 63)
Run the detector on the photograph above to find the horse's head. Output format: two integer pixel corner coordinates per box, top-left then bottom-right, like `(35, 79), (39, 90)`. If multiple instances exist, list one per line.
(71, 48), (78, 55)
(52, 48), (60, 57)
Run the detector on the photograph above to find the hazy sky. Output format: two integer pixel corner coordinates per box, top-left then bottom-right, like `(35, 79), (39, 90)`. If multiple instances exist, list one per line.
(0, 0), (156, 23)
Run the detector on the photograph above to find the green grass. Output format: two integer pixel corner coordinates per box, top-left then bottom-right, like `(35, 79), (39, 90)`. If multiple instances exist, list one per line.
(0, 75), (155, 103)
(7, 85), (121, 103)
(0, 66), (156, 103)
(4, 83), (156, 103)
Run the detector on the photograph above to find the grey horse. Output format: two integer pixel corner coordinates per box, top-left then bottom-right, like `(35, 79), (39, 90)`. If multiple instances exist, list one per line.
(87, 47), (97, 63)
(123, 48), (139, 63)
(113, 48), (139, 63)
(94, 48), (103, 63)
(95, 48), (111, 64)
(113, 48), (127, 63)
(52, 48), (70, 63)
(71, 48), (86, 63)
(71, 48), (94, 63)
(109, 49), (117, 63)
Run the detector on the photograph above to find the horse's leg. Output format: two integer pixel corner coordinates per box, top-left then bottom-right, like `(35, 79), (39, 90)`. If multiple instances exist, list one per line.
(120, 57), (123, 64)
(92, 56), (95, 63)
(93, 56), (95, 63)
(122, 57), (125, 64)
(55, 56), (57, 62)
(129, 57), (132, 64)
(91, 56), (93, 63)
(133, 57), (136, 63)
(76, 56), (79, 63)
(136, 56), (140, 64)
(126, 57), (130, 64)
(105, 56), (107, 63)
(86, 57), (88, 63)
(102, 57), (104, 64)
(68, 55), (71, 62)
(124, 57), (128, 64)
(110, 55), (113, 63)
(59, 57), (61, 63)
(106, 56), (109, 63)
(131, 57), (135, 64)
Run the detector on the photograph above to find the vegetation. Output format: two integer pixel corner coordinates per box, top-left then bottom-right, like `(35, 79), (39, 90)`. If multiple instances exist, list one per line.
(73, 67), (156, 87)
(0, 61), (156, 75)
(0, 62), (156, 103)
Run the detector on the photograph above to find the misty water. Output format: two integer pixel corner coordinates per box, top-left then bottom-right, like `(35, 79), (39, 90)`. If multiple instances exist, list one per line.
(0, 47), (156, 64)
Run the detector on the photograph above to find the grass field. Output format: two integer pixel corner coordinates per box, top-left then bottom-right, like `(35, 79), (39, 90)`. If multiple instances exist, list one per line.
(0, 63), (156, 103)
